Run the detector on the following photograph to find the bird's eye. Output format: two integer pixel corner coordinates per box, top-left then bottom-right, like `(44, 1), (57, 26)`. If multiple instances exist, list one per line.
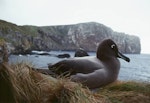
(111, 44), (115, 49)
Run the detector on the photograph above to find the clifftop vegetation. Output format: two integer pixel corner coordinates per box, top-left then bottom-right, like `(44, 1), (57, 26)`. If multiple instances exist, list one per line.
(0, 20), (141, 54)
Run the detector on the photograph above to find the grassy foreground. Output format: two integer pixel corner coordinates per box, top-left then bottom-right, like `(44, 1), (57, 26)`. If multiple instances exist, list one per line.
(0, 62), (150, 103)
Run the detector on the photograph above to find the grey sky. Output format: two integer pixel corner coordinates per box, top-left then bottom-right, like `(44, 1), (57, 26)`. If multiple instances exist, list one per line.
(0, 0), (150, 53)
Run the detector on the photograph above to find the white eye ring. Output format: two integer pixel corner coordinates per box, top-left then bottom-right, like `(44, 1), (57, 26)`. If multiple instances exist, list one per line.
(111, 44), (115, 49)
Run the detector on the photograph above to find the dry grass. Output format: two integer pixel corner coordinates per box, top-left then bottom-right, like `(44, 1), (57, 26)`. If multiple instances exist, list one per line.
(0, 62), (108, 103)
(0, 62), (150, 103)
(98, 81), (150, 103)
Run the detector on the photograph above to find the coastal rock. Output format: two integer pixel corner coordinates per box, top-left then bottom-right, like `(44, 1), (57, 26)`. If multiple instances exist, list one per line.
(74, 48), (89, 57)
(0, 20), (141, 54)
(57, 53), (70, 58)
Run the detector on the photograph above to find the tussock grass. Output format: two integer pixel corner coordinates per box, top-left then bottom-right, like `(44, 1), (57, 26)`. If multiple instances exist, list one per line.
(0, 62), (108, 103)
(0, 62), (150, 103)
(98, 81), (150, 103)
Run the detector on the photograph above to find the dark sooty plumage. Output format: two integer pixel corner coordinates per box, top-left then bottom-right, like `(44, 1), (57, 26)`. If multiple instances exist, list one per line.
(48, 39), (130, 89)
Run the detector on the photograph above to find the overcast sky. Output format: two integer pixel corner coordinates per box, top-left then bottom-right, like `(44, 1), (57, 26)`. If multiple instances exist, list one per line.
(0, 0), (150, 53)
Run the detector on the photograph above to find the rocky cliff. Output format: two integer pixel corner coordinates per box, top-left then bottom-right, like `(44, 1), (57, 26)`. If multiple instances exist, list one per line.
(0, 20), (141, 54)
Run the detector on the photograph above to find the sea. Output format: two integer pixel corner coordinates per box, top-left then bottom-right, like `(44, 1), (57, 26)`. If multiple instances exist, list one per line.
(9, 51), (150, 83)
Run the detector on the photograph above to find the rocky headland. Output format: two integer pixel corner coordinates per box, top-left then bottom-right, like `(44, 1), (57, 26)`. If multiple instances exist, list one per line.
(0, 20), (141, 54)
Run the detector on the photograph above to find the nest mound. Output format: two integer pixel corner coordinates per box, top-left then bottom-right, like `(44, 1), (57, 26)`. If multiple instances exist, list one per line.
(0, 62), (108, 103)
(0, 62), (150, 103)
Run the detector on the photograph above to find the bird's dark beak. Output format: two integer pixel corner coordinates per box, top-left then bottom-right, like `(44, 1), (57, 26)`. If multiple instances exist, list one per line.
(117, 51), (130, 62)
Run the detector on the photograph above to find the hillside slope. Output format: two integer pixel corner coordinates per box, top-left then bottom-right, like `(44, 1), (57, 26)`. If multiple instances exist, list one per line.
(0, 20), (141, 54)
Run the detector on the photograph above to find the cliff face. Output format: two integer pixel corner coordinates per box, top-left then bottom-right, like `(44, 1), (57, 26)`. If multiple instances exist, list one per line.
(0, 20), (141, 54)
